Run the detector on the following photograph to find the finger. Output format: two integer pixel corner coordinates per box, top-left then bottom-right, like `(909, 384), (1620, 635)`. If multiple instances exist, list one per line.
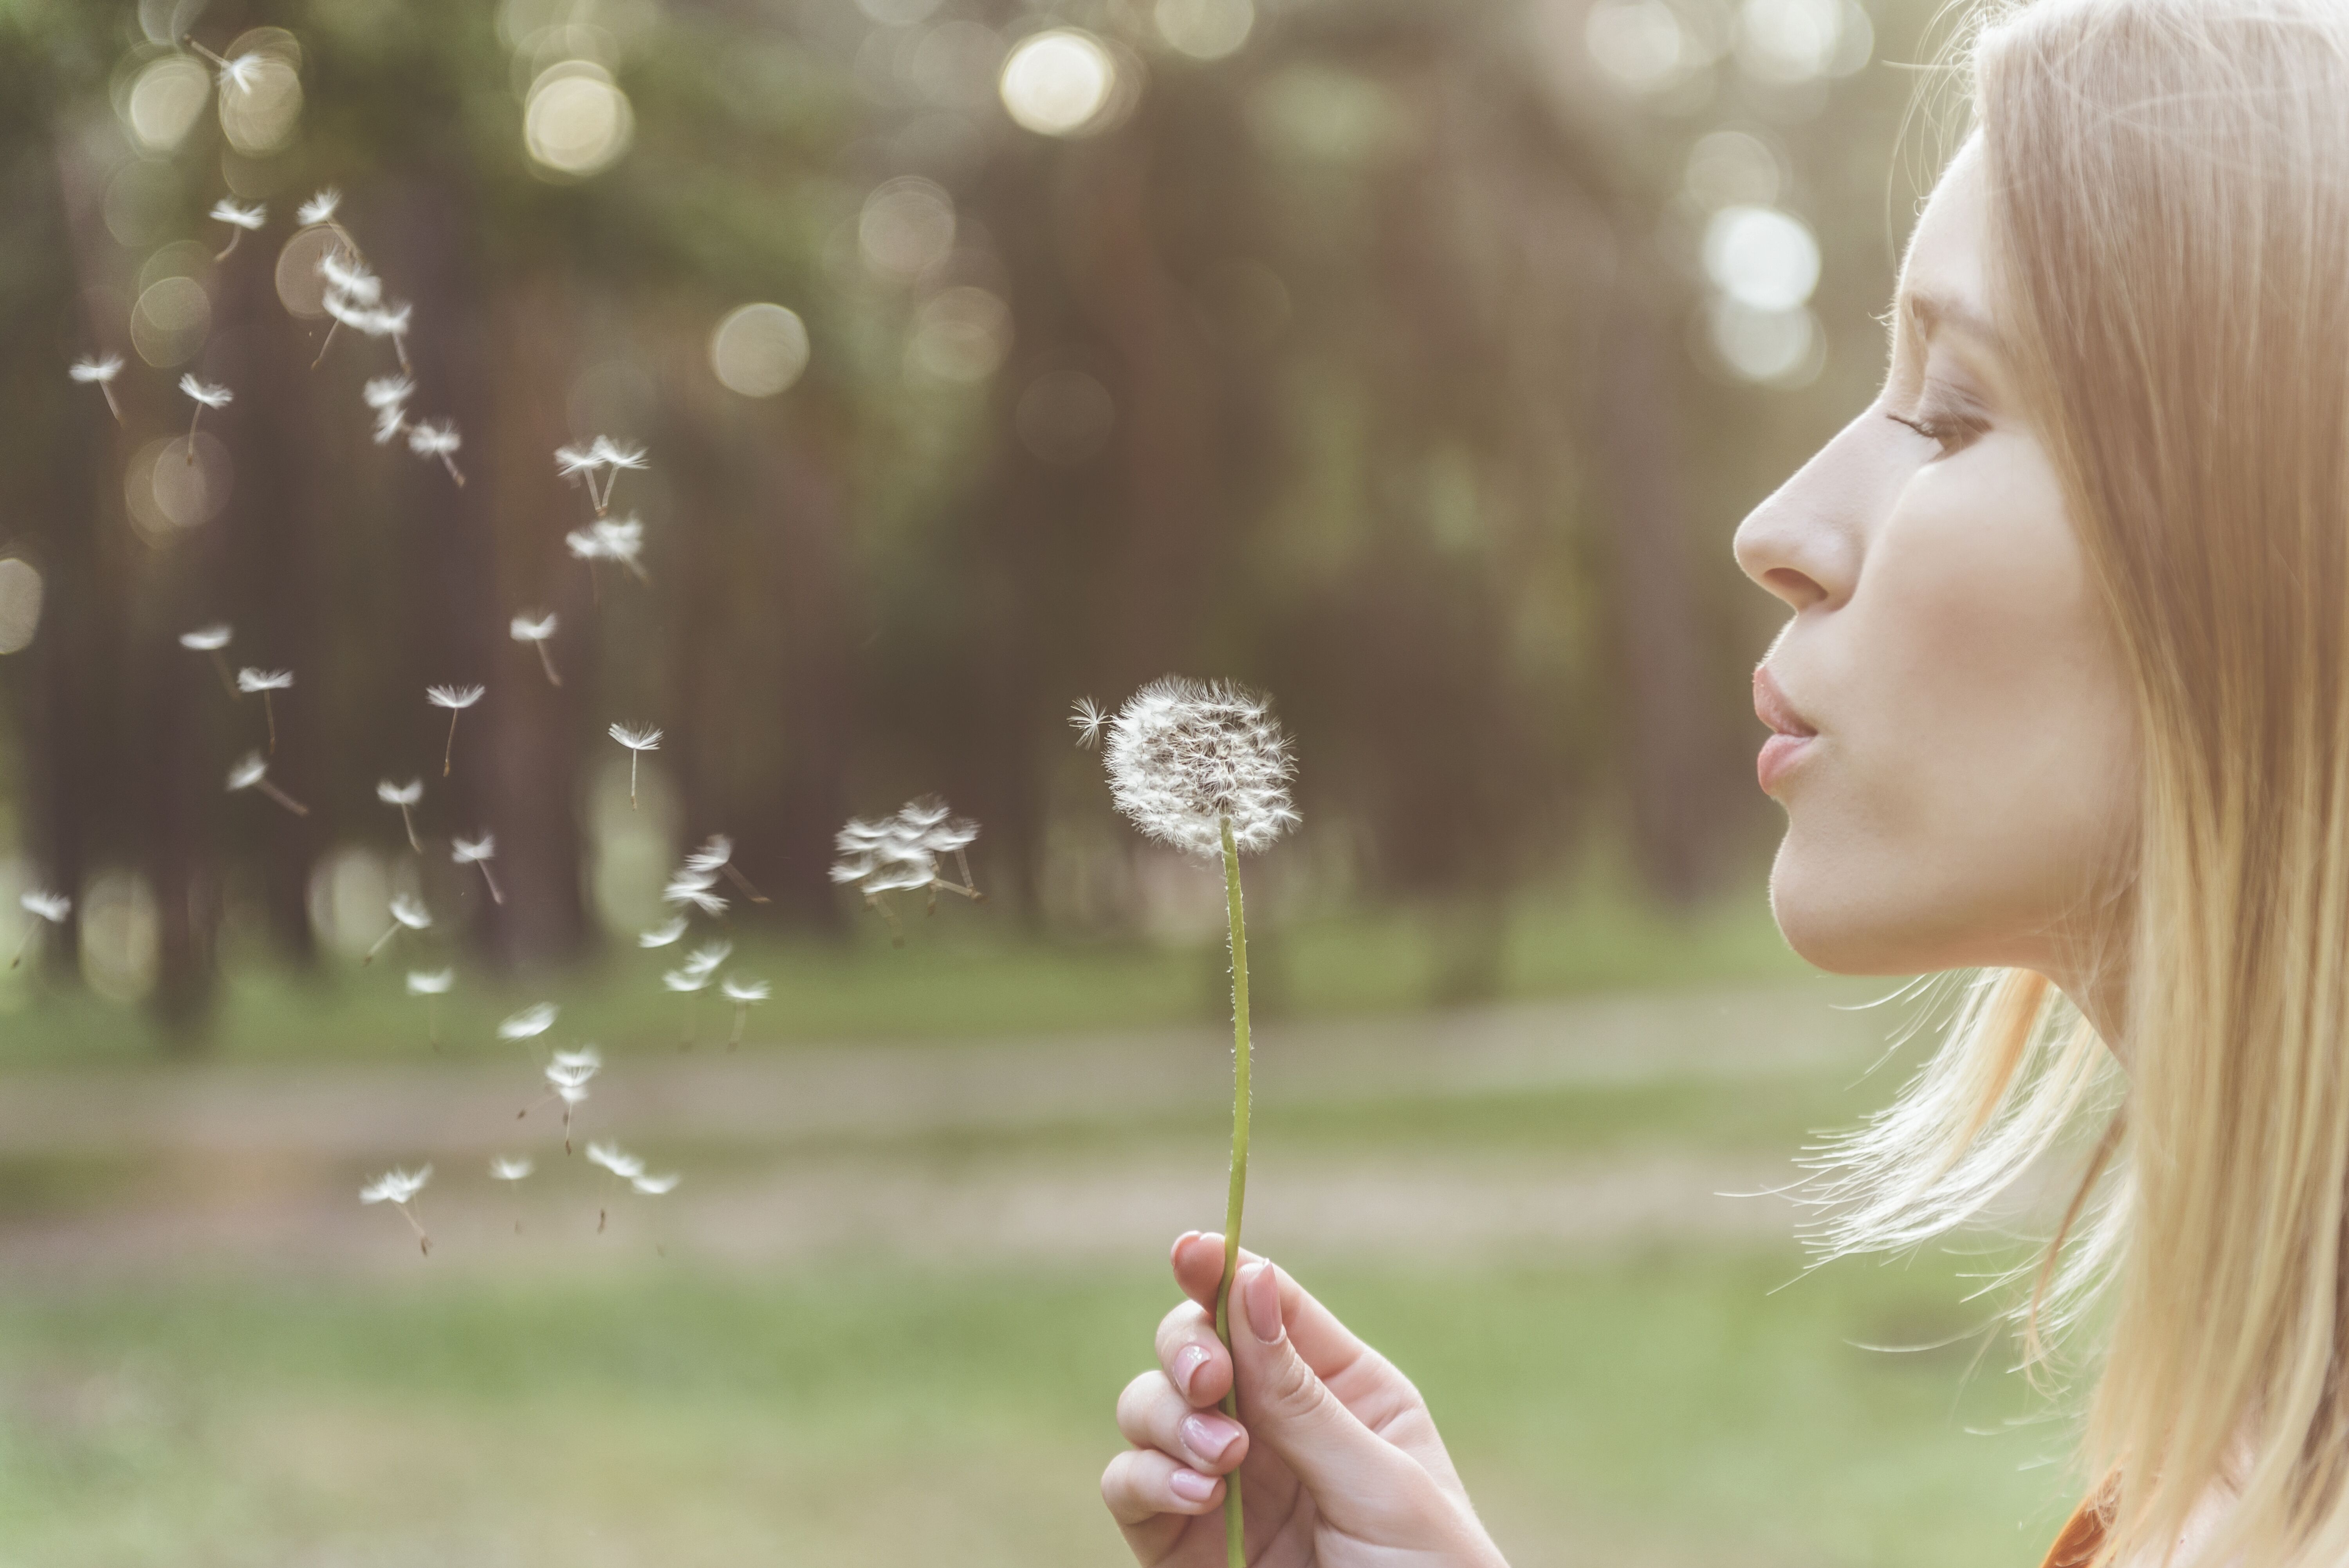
(1102, 1445), (1225, 1525)
(1177, 1232), (1380, 1386)
(1228, 1258), (1440, 1521)
(1154, 1296), (1232, 1409)
(1117, 1370), (1250, 1475)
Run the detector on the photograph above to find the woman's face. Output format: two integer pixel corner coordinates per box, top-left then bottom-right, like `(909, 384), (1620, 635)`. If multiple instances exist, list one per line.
(1732, 140), (2138, 986)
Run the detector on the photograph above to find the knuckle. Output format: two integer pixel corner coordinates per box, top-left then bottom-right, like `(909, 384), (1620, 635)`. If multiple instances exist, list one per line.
(1115, 1371), (1170, 1436)
(1260, 1345), (1326, 1416)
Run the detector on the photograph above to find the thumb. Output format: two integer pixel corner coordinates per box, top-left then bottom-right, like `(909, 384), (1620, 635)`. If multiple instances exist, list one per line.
(1227, 1259), (1425, 1514)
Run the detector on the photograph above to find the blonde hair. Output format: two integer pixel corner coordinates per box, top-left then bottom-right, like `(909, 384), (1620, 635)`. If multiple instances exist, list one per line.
(1813, 2), (2349, 1563)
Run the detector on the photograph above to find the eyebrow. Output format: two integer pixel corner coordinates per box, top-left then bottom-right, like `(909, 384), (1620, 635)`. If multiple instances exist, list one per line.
(1902, 288), (2005, 355)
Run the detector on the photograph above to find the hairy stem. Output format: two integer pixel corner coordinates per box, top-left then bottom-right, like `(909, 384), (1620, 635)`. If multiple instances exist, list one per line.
(444, 712), (459, 778)
(1215, 812), (1251, 1568)
(399, 803), (419, 853)
(535, 640), (561, 687)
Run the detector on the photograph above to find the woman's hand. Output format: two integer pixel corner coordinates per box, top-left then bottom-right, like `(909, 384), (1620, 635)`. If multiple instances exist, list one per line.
(1101, 1231), (1508, 1568)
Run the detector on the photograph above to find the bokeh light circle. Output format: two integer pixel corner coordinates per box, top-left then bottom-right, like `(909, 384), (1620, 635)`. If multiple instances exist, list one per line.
(218, 53), (303, 154)
(125, 55), (210, 151)
(124, 434), (234, 543)
(0, 559), (45, 655)
(130, 274), (211, 367)
(999, 29), (1117, 136)
(1702, 205), (1819, 311)
(859, 177), (957, 279)
(275, 225), (341, 318)
(524, 63), (635, 177)
(1155, 0), (1255, 60)
(908, 286), (1012, 382)
(1585, 0), (1687, 93)
(1707, 297), (1821, 385)
(709, 303), (812, 397)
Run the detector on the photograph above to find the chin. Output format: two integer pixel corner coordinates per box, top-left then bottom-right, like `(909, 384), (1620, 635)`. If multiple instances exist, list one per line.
(1767, 840), (1948, 976)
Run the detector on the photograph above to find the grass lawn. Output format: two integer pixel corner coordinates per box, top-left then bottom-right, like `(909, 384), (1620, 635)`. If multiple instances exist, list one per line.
(0, 1248), (2082, 1568)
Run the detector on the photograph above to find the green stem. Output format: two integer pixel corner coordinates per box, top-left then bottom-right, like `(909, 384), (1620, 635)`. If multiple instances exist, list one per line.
(1214, 813), (1251, 1568)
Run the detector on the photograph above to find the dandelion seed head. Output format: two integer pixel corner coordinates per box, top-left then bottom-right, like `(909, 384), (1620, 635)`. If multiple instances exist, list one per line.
(828, 799), (980, 895)
(406, 968), (454, 996)
(179, 623), (232, 651)
(722, 976), (769, 1004)
(210, 198), (265, 230)
(556, 1082), (590, 1106)
(662, 968), (712, 994)
(682, 940), (732, 979)
(1070, 696), (1108, 748)
(660, 875), (727, 916)
(389, 893), (433, 931)
(360, 1165), (431, 1205)
(630, 1172), (680, 1195)
(406, 419), (459, 458)
(586, 1141), (645, 1180)
(179, 375), (232, 409)
(363, 375), (413, 411)
(452, 833), (496, 866)
(372, 407), (407, 446)
(225, 752), (270, 791)
(217, 52), (263, 92)
(548, 1044), (601, 1077)
(318, 250), (381, 306)
(498, 1001), (557, 1040)
(588, 435), (647, 471)
(489, 1155), (534, 1180)
(1101, 676), (1297, 857)
(638, 916), (688, 947)
(510, 612), (557, 642)
(427, 684), (485, 711)
(20, 891), (70, 924)
(554, 443), (599, 477)
(569, 515), (646, 565)
(366, 302), (414, 339)
(70, 355), (123, 384)
(608, 723), (661, 752)
(683, 835), (733, 875)
(297, 187), (341, 227)
(235, 667), (293, 693)
(376, 778), (423, 807)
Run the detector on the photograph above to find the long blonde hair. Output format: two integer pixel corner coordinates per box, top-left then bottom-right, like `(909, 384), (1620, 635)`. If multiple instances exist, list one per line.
(1813, 2), (2349, 1563)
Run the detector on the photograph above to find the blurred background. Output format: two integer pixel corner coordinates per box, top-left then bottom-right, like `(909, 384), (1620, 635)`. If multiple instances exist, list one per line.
(0, 0), (2082, 1563)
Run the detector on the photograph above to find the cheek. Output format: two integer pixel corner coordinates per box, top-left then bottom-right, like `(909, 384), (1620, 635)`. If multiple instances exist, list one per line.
(1774, 440), (2137, 973)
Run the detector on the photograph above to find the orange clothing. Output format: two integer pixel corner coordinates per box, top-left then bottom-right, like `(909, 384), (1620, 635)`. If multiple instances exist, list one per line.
(2040, 1492), (2107, 1568)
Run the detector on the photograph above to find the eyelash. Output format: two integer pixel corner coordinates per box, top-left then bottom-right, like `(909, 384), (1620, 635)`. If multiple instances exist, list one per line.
(1886, 409), (1983, 452)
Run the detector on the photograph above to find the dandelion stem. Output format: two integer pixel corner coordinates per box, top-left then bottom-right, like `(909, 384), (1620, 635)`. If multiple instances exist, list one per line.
(399, 803), (420, 853)
(1214, 811), (1252, 1568)
(534, 640), (561, 687)
(10, 922), (36, 971)
(629, 751), (640, 809)
(729, 1002), (748, 1050)
(215, 229), (240, 262)
(262, 691), (278, 754)
(444, 712), (460, 778)
(428, 997), (440, 1050)
(208, 650), (238, 698)
(722, 864), (768, 903)
(435, 449), (463, 486)
(363, 923), (398, 965)
(869, 893), (904, 947)
(478, 863), (504, 906)
(397, 1202), (431, 1257)
(99, 382), (122, 424)
(186, 406), (204, 461)
(311, 318), (340, 370)
(258, 779), (309, 816)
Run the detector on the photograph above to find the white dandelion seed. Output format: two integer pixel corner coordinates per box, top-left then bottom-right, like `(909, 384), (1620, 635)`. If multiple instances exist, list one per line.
(70, 354), (123, 424)
(376, 778), (424, 852)
(178, 375), (231, 458)
(1070, 696), (1107, 749)
(565, 515), (649, 596)
(363, 892), (433, 965)
(407, 418), (463, 486)
(682, 940), (731, 980)
(235, 667), (293, 754)
(630, 1172), (679, 1196)
(638, 915), (688, 947)
(490, 1154), (534, 1180)
(427, 684), (485, 778)
(685, 833), (767, 904)
(509, 612), (561, 687)
(608, 724), (661, 809)
(499, 1001), (558, 1042)
(182, 37), (263, 94)
(554, 436), (648, 516)
(358, 1164), (433, 1255)
(209, 198), (265, 259)
(364, 375), (413, 446)
(828, 798), (985, 941)
(534, 1045), (601, 1152)
(661, 870), (727, 917)
(226, 751), (307, 817)
(320, 251), (381, 305)
(407, 967), (453, 1048)
(11, 890), (69, 970)
(722, 975), (769, 1049)
(298, 187), (341, 228)
(662, 962), (714, 1049)
(586, 1140), (645, 1180)
(1101, 676), (1298, 858)
(179, 623), (237, 696)
(452, 832), (502, 905)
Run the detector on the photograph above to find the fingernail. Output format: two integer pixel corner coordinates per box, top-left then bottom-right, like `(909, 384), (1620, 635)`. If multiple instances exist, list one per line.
(1243, 1260), (1282, 1344)
(1169, 1468), (1217, 1504)
(1171, 1230), (1200, 1267)
(1173, 1343), (1212, 1399)
(1182, 1413), (1241, 1465)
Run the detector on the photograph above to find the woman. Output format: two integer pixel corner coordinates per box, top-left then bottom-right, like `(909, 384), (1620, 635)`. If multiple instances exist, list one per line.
(1100, 0), (2349, 1563)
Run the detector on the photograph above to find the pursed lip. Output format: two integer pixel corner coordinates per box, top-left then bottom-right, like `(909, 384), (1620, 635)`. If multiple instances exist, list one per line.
(1752, 665), (1818, 795)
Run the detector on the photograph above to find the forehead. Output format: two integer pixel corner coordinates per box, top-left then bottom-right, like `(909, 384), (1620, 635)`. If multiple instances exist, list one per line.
(1897, 137), (1992, 328)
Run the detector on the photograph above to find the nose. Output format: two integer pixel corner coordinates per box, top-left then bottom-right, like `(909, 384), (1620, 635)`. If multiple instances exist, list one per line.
(1732, 408), (1878, 613)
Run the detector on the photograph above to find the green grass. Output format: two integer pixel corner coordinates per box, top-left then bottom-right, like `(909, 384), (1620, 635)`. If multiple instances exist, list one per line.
(0, 1249), (2082, 1568)
(0, 873), (1810, 1067)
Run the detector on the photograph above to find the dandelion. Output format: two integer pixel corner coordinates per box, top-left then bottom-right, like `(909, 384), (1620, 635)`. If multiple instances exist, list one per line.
(452, 832), (503, 905)
(901, 797), (984, 908)
(722, 976), (769, 1050)
(406, 967), (453, 1048)
(638, 915), (688, 947)
(363, 892), (432, 965)
(565, 515), (650, 597)
(828, 798), (984, 942)
(427, 684), (484, 777)
(209, 198), (265, 259)
(183, 36), (262, 93)
(355, 300), (415, 372)
(235, 667), (293, 753)
(178, 375), (231, 459)
(608, 723), (661, 809)
(69, 354), (123, 424)
(661, 869), (727, 917)
(499, 1001), (559, 1043)
(376, 778), (424, 852)
(407, 419), (463, 485)
(685, 833), (767, 904)
(1070, 696), (1108, 748)
(531, 1045), (601, 1153)
(12, 890), (69, 970)
(630, 1171), (679, 1195)
(226, 751), (308, 816)
(179, 623), (237, 696)
(298, 187), (343, 229)
(359, 1164), (433, 1256)
(490, 1155), (533, 1180)
(1095, 678), (1295, 1553)
(683, 940), (731, 979)
(554, 436), (648, 516)
(313, 247), (381, 367)
(510, 612), (561, 686)
(663, 962), (713, 1048)
(364, 375), (413, 446)
(586, 1139), (647, 1232)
